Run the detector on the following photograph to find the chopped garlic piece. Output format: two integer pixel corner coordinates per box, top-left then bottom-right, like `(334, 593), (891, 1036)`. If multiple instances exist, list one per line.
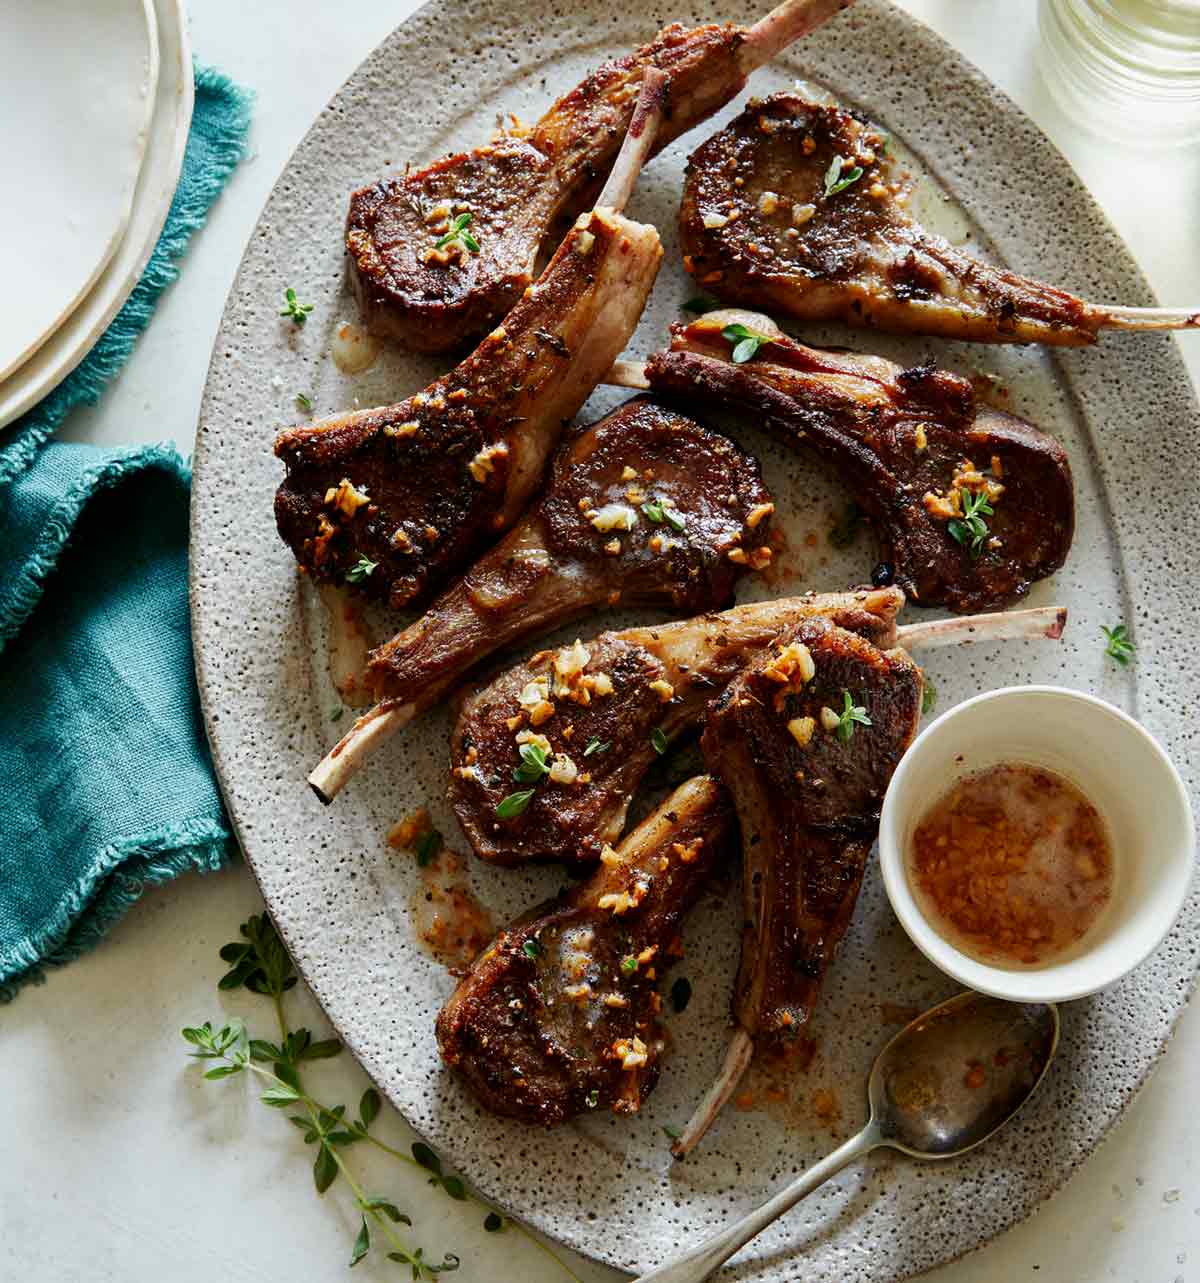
(599, 845), (622, 867)
(548, 753), (578, 785)
(819, 705), (841, 733)
(326, 478), (370, 517)
(791, 202), (816, 226)
(621, 465), (638, 481)
(914, 424), (928, 452)
(598, 890), (638, 915)
(788, 716), (816, 748)
(529, 700), (556, 727)
(554, 639), (590, 681)
(602, 993), (629, 1009)
(616, 1035), (649, 1070)
(383, 420), (419, 439)
(758, 190), (780, 215)
(468, 441), (509, 483)
(649, 679), (675, 703)
(575, 230), (595, 255)
(746, 502), (774, 529)
(515, 730), (551, 754)
(518, 679), (551, 711)
(702, 211), (731, 229)
(589, 672), (614, 697)
(589, 503), (638, 533)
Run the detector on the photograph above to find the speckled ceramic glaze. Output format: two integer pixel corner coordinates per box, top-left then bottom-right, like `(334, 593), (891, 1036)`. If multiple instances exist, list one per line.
(190, 1), (1200, 1278)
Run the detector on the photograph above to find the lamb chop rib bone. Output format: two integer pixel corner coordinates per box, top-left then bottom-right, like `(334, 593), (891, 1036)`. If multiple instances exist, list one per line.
(608, 308), (1075, 614)
(344, 1), (857, 352)
(678, 95), (1197, 345)
(436, 775), (734, 1124)
(308, 396), (773, 803)
(275, 71), (667, 620)
(448, 586), (1065, 869)
(673, 615), (924, 1157)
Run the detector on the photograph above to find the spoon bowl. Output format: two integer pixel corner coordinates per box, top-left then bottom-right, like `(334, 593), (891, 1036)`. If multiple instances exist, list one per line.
(636, 991), (1060, 1283)
(873, 991), (1060, 1158)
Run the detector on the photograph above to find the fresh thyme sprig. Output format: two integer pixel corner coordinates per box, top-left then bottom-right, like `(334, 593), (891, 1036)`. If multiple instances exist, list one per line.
(296, 392), (314, 413)
(281, 287), (314, 326)
(346, 556), (379, 585)
(921, 677), (937, 716)
(947, 488), (994, 559)
(721, 322), (774, 364)
(1102, 623), (1136, 667)
(184, 914), (583, 1282)
(435, 212), (481, 254)
(823, 155), (864, 199)
(834, 690), (872, 743)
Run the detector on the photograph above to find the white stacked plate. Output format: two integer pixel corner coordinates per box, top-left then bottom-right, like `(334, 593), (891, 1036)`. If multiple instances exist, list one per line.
(0, 0), (193, 431)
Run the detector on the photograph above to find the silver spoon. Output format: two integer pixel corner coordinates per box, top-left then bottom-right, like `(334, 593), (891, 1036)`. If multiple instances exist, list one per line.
(637, 991), (1060, 1283)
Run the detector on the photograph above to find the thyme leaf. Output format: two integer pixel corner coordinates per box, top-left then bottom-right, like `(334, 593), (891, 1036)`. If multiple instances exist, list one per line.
(835, 690), (872, 743)
(280, 286), (314, 326)
(823, 155), (864, 198)
(1102, 623), (1136, 667)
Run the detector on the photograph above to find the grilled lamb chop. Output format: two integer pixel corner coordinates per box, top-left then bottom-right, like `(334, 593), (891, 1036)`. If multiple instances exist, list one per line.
(449, 588), (1064, 867)
(307, 397), (772, 803)
(613, 308), (1074, 613)
(679, 95), (1199, 345)
(436, 775), (733, 1124)
(345, 1), (857, 353)
(671, 616), (922, 1156)
(275, 72), (667, 613)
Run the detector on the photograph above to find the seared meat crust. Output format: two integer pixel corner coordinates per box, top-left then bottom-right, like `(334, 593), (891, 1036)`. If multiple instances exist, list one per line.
(646, 312), (1074, 613)
(436, 776), (733, 1124)
(449, 588), (904, 867)
(347, 22), (746, 353)
(680, 95), (1104, 346)
(276, 210), (661, 611)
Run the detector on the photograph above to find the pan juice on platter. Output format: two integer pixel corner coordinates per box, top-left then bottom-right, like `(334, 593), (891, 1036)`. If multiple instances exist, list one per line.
(907, 763), (1116, 969)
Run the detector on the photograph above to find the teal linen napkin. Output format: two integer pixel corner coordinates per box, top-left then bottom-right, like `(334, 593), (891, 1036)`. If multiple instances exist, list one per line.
(0, 66), (253, 1001)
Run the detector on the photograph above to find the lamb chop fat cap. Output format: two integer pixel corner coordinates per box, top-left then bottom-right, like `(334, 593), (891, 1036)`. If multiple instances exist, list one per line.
(643, 308), (1075, 614)
(345, 2), (858, 352)
(435, 775), (734, 1125)
(679, 95), (1200, 345)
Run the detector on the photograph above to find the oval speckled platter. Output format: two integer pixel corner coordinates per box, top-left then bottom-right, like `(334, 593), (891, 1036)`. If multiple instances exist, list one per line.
(190, 1), (1200, 1278)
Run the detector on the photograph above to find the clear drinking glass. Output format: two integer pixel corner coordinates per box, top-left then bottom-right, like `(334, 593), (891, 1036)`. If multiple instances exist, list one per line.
(1037, 0), (1200, 146)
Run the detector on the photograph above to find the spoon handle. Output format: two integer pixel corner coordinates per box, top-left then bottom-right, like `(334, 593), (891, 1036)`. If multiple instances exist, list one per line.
(634, 1122), (881, 1283)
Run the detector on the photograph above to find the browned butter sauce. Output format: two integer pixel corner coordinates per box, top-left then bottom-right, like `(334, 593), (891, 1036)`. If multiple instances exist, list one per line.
(909, 763), (1114, 968)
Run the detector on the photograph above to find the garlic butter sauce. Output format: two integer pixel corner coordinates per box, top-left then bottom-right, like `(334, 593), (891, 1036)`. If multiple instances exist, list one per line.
(908, 763), (1115, 969)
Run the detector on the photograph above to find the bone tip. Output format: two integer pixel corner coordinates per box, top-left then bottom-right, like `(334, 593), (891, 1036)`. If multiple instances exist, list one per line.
(308, 776), (336, 806)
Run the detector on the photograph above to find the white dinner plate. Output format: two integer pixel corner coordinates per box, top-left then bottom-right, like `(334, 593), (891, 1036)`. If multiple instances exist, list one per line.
(0, 0), (192, 432)
(0, 0), (158, 383)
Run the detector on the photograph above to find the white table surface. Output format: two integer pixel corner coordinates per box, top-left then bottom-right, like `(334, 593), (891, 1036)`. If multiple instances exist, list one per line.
(9, 2), (1197, 1281)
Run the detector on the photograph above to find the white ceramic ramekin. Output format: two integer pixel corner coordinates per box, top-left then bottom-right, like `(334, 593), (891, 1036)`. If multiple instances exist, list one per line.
(879, 686), (1195, 1003)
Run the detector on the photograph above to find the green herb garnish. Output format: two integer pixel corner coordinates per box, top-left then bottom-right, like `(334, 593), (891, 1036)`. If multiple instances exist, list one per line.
(662, 1124), (681, 1140)
(828, 502), (863, 550)
(496, 789), (536, 819)
(670, 977), (692, 1013)
(512, 741), (550, 785)
(642, 499), (665, 524)
(662, 507), (685, 534)
(682, 294), (719, 314)
(721, 322), (774, 364)
(435, 211), (480, 254)
(522, 938), (542, 960)
(583, 737), (610, 757)
(650, 727), (668, 755)
(1102, 624), (1136, 667)
(414, 829), (442, 867)
(823, 155), (864, 198)
(186, 913), (574, 1278)
(947, 488), (994, 559)
(835, 690), (872, 743)
(921, 678), (937, 716)
(296, 391), (314, 412)
(620, 955), (638, 975)
(585, 1088), (599, 1109)
(330, 705), (344, 721)
(641, 497), (686, 533)
(345, 556), (378, 584)
(280, 287), (314, 326)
